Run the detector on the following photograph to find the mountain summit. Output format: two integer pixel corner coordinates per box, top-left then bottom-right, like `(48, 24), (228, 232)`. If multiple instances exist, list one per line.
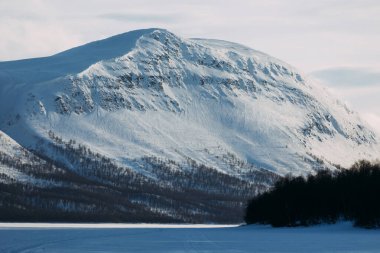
(0, 29), (379, 222)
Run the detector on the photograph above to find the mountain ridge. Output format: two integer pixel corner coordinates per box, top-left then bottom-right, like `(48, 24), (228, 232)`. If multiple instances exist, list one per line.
(1, 28), (377, 172)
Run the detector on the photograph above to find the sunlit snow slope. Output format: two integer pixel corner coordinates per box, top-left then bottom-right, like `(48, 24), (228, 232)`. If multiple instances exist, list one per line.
(0, 28), (378, 177)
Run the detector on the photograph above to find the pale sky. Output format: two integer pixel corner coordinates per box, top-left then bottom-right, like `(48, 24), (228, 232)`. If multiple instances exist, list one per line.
(1, 0), (379, 132)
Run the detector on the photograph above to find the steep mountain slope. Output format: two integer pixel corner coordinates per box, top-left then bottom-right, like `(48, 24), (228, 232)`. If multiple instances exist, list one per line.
(1, 28), (378, 174)
(0, 28), (379, 222)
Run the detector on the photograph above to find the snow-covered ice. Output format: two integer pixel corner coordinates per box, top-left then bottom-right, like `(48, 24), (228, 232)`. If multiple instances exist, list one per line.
(0, 223), (379, 252)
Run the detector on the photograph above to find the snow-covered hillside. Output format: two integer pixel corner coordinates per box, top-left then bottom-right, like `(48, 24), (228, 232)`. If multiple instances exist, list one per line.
(0, 28), (379, 222)
(0, 130), (32, 183)
(0, 28), (378, 175)
(0, 128), (273, 223)
(0, 130), (59, 186)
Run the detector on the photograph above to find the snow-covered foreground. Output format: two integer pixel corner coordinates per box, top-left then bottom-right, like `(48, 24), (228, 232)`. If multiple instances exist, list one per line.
(1, 223), (379, 252)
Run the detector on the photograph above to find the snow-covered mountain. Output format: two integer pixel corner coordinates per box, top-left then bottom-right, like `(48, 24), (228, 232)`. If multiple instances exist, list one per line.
(1, 28), (378, 173)
(0, 28), (379, 222)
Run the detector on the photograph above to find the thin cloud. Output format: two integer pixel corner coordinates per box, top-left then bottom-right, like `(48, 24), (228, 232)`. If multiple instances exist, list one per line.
(98, 12), (182, 23)
(312, 68), (380, 87)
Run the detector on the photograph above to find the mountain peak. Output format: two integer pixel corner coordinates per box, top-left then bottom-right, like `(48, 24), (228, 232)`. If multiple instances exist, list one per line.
(0, 28), (168, 86)
(54, 28), (164, 58)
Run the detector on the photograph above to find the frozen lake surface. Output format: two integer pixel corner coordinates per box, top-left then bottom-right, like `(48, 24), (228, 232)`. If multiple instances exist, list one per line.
(1, 223), (380, 252)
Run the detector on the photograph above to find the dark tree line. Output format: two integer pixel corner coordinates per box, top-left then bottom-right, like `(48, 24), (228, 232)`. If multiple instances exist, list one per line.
(245, 160), (380, 228)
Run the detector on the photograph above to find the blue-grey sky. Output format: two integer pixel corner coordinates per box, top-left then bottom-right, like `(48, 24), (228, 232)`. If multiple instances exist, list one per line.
(1, 0), (379, 132)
